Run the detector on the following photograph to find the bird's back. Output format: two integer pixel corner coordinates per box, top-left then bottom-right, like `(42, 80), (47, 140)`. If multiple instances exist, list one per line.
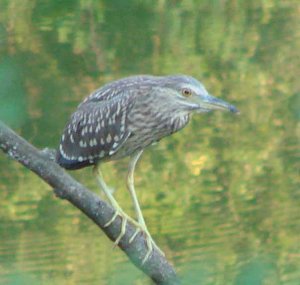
(81, 75), (159, 104)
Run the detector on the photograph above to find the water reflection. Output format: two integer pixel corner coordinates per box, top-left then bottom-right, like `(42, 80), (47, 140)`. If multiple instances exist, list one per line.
(0, 1), (299, 284)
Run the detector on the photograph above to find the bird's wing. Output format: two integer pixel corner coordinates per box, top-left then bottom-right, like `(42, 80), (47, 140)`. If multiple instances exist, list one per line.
(57, 92), (134, 169)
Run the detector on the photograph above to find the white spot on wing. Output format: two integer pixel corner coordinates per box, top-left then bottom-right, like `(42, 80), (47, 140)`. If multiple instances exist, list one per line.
(116, 102), (121, 114)
(96, 123), (100, 133)
(112, 142), (119, 149)
(79, 140), (85, 148)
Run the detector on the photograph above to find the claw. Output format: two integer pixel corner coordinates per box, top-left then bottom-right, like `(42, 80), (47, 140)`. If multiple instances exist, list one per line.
(142, 237), (153, 264)
(142, 230), (165, 264)
(104, 211), (118, 227)
(114, 216), (127, 245)
(129, 228), (140, 243)
(128, 225), (165, 264)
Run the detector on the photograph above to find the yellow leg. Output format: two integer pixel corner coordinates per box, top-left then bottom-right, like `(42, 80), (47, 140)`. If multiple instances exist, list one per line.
(127, 150), (165, 263)
(94, 165), (141, 245)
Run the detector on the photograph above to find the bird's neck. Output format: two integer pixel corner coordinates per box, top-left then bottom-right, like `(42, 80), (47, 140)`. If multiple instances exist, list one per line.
(168, 112), (190, 134)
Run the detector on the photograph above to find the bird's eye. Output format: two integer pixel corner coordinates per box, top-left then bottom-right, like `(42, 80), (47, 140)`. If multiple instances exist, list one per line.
(182, 88), (192, 97)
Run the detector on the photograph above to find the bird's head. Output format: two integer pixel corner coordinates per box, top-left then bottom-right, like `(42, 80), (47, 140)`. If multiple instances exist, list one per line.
(160, 75), (239, 114)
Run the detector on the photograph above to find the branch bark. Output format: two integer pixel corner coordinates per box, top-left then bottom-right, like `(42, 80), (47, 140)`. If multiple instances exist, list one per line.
(0, 121), (180, 285)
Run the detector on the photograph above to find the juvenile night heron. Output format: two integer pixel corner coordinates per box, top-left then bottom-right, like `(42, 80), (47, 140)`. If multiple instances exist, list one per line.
(56, 75), (238, 263)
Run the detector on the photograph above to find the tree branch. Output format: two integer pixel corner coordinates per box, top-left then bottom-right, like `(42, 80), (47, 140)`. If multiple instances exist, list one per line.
(0, 121), (180, 285)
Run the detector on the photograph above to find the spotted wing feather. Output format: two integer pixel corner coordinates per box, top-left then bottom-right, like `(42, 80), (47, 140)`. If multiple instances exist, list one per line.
(57, 93), (133, 170)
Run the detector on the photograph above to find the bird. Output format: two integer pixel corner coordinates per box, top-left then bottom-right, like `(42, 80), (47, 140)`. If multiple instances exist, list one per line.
(56, 74), (238, 263)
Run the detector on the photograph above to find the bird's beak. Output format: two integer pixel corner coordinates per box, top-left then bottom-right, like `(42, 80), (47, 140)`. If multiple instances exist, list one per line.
(197, 93), (239, 114)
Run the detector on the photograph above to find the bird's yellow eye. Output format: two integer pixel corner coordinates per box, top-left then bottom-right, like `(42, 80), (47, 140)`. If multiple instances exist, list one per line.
(182, 88), (192, 97)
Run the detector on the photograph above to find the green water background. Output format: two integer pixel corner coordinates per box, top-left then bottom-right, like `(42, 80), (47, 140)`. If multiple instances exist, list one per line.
(0, 1), (299, 284)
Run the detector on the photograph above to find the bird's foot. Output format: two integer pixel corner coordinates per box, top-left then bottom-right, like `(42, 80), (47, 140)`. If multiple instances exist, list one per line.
(104, 209), (141, 245)
(104, 210), (164, 264)
(129, 223), (165, 264)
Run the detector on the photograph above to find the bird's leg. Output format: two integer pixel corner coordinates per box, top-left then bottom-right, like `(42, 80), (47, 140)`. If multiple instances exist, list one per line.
(127, 150), (165, 263)
(94, 165), (141, 245)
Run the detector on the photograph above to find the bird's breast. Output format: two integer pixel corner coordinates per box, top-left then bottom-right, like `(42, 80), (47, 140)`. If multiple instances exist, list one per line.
(114, 111), (190, 157)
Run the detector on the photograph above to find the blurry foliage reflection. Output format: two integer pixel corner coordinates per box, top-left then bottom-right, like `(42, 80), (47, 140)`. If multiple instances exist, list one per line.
(0, 0), (299, 284)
